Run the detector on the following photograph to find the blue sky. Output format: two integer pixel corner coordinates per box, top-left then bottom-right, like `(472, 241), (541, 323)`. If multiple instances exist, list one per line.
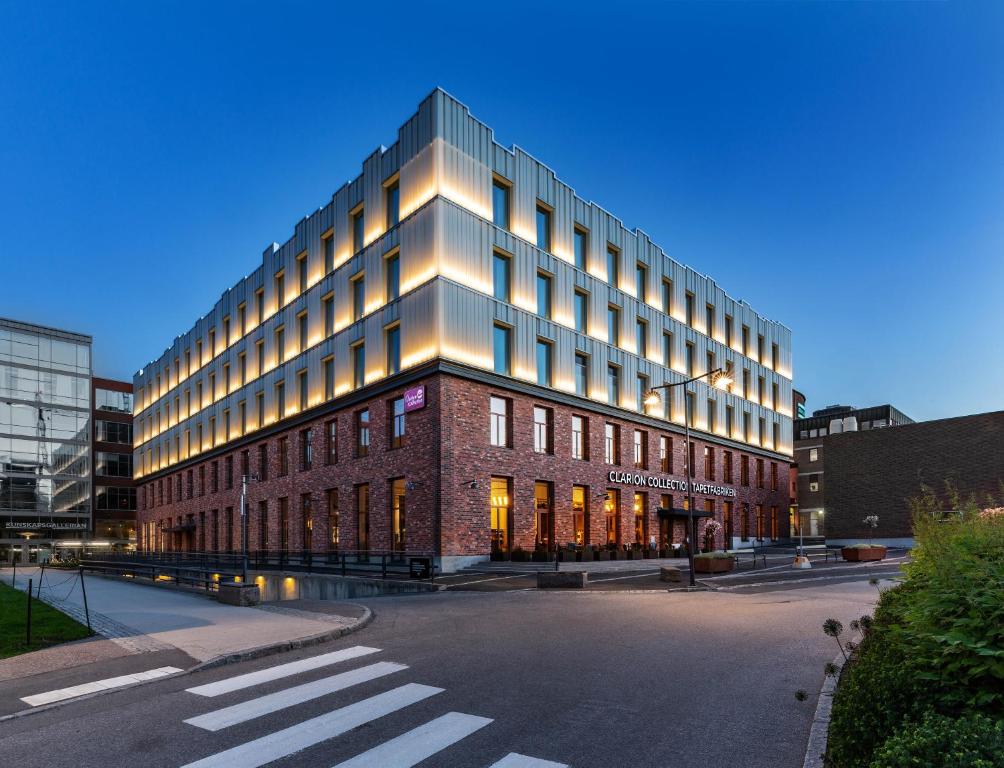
(2, 1), (1002, 422)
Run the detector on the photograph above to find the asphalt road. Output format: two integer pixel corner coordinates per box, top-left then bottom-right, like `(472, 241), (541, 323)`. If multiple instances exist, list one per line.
(0, 578), (881, 768)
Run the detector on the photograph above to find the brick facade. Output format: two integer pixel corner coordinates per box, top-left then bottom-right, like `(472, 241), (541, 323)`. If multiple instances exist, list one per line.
(136, 369), (792, 562)
(822, 410), (1004, 540)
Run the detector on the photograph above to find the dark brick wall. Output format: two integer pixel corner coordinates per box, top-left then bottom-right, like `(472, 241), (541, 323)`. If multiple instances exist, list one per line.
(137, 371), (793, 557)
(824, 411), (1004, 539)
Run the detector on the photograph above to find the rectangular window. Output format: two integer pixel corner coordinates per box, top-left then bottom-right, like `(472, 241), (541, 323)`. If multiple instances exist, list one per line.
(258, 444), (268, 481)
(726, 405), (734, 436)
(490, 396), (511, 448)
(390, 397), (406, 449)
(636, 374), (648, 412)
(707, 397), (716, 433)
(635, 318), (647, 357)
(490, 477), (512, 555)
(327, 489), (339, 550)
(606, 244), (619, 286)
(685, 292), (695, 327)
(300, 428), (312, 470)
(725, 315), (734, 347)
(771, 381), (779, 410)
(323, 356), (334, 400)
(574, 352), (589, 397)
(773, 422), (781, 451)
(605, 489), (620, 545)
(302, 493), (313, 551)
(298, 368), (308, 411)
(275, 325), (285, 363)
(571, 415), (588, 460)
(385, 251), (400, 302)
(493, 324), (511, 375)
(256, 288), (265, 325)
(756, 458), (765, 488)
(573, 290), (588, 333)
(633, 429), (647, 469)
(536, 339), (552, 387)
(275, 379), (285, 419)
(275, 271), (285, 310)
(742, 369), (750, 399)
(326, 419), (337, 464)
(352, 206), (365, 253)
(573, 226), (588, 270)
(572, 485), (587, 546)
(386, 325), (401, 375)
(662, 278), (673, 315)
(604, 422), (620, 465)
(704, 446), (714, 480)
(385, 180), (400, 228)
(759, 416), (767, 445)
(536, 272), (552, 319)
(635, 263), (647, 303)
(493, 251), (511, 302)
(535, 203), (552, 251)
(723, 451), (733, 484)
(238, 352), (247, 386)
(492, 178), (510, 229)
(351, 274), (365, 321)
(256, 339), (265, 376)
(772, 342), (779, 370)
(356, 409), (370, 457)
(607, 305), (620, 346)
(323, 293), (334, 336)
(705, 303), (715, 336)
(771, 461), (778, 491)
(532, 406), (553, 454)
(607, 364), (620, 406)
(659, 435), (671, 473)
(297, 252), (308, 293)
(685, 342), (695, 376)
(279, 497), (289, 552)
(742, 325), (750, 356)
(256, 391), (264, 428)
(352, 343), (365, 389)
(278, 436), (289, 476)
(298, 311), (308, 352)
(209, 328), (216, 358)
(662, 332), (673, 367)
(741, 455), (749, 486)
(758, 334), (765, 362)
(322, 231), (334, 273)
(390, 477), (406, 552)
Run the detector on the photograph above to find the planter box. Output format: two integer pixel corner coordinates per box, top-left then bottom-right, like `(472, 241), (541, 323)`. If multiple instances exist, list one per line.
(842, 546), (887, 562)
(693, 557), (735, 574)
(218, 581), (261, 606)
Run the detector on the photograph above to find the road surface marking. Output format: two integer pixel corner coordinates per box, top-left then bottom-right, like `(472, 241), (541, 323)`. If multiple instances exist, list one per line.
(331, 711), (493, 767)
(184, 662), (408, 731)
(588, 571), (661, 582)
(443, 574), (533, 587)
(185, 646), (381, 697)
(180, 683), (443, 768)
(20, 666), (183, 707)
(487, 754), (569, 768)
(716, 570), (903, 590)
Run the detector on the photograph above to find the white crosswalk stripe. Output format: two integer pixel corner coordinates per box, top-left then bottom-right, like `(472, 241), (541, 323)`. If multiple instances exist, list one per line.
(185, 645), (381, 697)
(487, 754), (570, 768)
(331, 711), (492, 767)
(179, 683), (443, 768)
(184, 662), (408, 731)
(20, 666), (183, 707)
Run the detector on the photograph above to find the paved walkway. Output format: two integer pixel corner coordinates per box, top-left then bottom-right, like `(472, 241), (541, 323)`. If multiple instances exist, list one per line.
(2, 567), (359, 663)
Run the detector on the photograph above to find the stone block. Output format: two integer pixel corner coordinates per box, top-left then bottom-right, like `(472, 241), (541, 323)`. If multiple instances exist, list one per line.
(537, 571), (587, 589)
(218, 581), (261, 606)
(660, 566), (683, 583)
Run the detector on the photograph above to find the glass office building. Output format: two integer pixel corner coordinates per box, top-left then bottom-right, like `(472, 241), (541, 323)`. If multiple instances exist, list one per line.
(0, 318), (92, 561)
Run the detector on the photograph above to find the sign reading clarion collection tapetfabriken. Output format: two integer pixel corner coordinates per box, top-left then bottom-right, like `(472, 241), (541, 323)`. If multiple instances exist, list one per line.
(607, 470), (738, 498)
(404, 385), (426, 412)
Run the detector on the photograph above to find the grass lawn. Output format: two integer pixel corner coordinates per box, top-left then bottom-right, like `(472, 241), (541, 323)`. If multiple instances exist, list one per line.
(0, 580), (93, 659)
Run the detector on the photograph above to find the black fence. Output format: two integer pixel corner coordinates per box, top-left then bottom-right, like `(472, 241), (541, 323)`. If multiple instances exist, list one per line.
(81, 549), (438, 584)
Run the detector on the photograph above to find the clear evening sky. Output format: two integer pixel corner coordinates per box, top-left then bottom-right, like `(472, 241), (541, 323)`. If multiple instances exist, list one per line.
(2, 1), (1002, 422)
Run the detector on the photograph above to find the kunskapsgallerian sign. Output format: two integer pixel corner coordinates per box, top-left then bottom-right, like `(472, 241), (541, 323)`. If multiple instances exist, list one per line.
(607, 470), (738, 498)
(4, 522), (89, 530)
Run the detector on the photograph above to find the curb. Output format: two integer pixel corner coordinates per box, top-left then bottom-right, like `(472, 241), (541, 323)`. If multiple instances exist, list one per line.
(0, 605), (373, 722)
(802, 652), (845, 768)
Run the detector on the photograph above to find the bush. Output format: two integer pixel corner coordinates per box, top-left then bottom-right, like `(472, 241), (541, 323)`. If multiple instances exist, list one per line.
(845, 543), (886, 550)
(869, 712), (1004, 768)
(826, 486), (1004, 768)
(693, 551), (732, 560)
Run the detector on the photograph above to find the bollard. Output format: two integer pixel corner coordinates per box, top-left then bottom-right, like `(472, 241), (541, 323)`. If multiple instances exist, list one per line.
(26, 578), (33, 646)
(37, 563), (45, 598)
(11, 560), (15, 588)
(79, 566), (92, 633)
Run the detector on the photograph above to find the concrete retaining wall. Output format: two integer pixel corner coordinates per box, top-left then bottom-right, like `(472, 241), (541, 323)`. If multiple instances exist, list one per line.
(248, 572), (437, 601)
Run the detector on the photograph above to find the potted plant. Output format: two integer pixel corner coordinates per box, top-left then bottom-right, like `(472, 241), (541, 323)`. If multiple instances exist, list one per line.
(701, 519), (723, 553)
(842, 515), (887, 561)
(693, 551), (735, 574)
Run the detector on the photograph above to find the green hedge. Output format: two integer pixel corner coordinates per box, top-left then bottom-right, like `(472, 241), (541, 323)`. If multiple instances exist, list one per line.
(869, 712), (1004, 768)
(826, 488), (1004, 768)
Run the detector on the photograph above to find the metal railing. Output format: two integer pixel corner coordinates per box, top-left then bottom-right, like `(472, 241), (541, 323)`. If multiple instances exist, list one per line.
(82, 549), (438, 583)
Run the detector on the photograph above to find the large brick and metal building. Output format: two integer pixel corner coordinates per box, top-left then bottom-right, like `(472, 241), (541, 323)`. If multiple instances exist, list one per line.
(794, 403), (914, 537)
(133, 89), (795, 571)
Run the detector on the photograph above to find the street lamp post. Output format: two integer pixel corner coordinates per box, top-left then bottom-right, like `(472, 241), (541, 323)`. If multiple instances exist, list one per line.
(643, 367), (733, 588)
(239, 473), (259, 584)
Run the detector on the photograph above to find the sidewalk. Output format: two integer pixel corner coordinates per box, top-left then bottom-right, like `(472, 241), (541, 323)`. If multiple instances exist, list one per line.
(2, 567), (363, 664)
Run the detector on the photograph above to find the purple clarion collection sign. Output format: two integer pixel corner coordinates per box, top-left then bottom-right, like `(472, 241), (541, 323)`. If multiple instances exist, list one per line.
(404, 385), (426, 412)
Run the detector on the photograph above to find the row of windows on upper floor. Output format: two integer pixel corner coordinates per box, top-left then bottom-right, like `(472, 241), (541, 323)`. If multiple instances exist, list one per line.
(140, 170), (781, 413)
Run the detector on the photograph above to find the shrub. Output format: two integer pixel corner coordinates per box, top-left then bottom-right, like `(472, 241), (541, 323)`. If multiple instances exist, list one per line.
(869, 712), (1004, 768)
(845, 543), (886, 550)
(826, 485), (1004, 768)
(693, 551), (732, 560)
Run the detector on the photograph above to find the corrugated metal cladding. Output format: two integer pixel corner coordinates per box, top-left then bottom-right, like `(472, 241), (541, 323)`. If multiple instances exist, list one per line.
(133, 87), (793, 479)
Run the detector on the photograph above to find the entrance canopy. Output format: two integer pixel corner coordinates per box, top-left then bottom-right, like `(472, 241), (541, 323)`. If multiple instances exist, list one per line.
(656, 507), (714, 519)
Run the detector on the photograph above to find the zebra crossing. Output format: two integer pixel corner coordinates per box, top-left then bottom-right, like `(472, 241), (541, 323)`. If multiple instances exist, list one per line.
(179, 644), (568, 768)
